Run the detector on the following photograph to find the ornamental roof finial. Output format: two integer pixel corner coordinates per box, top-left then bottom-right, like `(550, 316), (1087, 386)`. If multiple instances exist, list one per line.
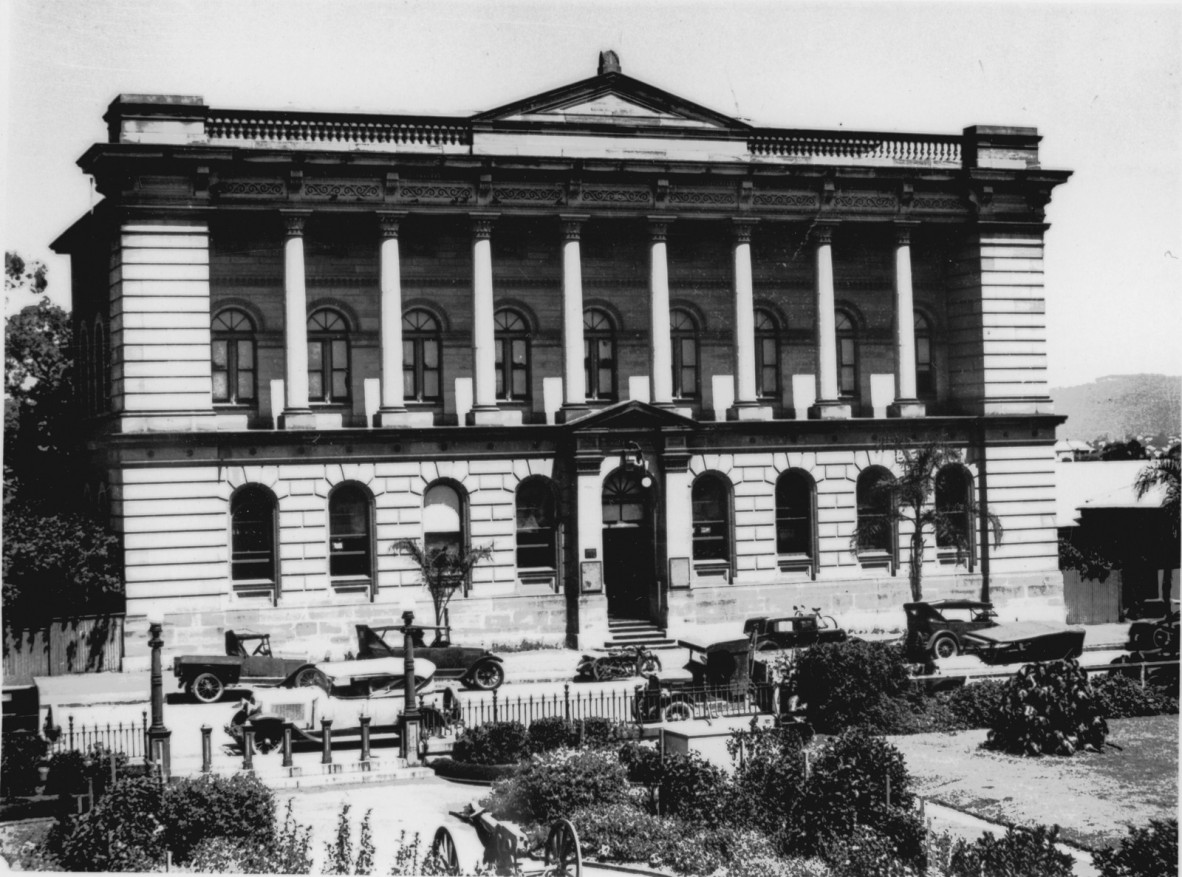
(598, 50), (621, 76)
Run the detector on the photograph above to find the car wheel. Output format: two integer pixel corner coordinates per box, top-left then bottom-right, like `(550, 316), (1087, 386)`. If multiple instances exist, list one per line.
(756, 640), (779, 652)
(191, 672), (225, 704)
(467, 660), (505, 691)
(1152, 627), (1173, 651)
(294, 666), (326, 688)
(932, 636), (958, 660)
(662, 701), (693, 722)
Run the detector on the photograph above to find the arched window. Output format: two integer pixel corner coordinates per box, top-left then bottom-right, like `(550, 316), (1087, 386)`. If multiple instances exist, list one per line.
(307, 308), (350, 404)
(856, 467), (895, 555)
(424, 482), (465, 558)
(936, 464), (974, 555)
(516, 477), (557, 571)
(914, 311), (934, 398)
(755, 308), (780, 400)
(775, 470), (815, 558)
(231, 485), (277, 583)
(670, 308), (699, 400)
(584, 308), (617, 402)
(495, 308), (530, 402)
(328, 483), (373, 580)
(212, 309), (256, 405)
(403, 308), (442, 403)
(692, 474), (732, 572)
(836, 310), (858, 400)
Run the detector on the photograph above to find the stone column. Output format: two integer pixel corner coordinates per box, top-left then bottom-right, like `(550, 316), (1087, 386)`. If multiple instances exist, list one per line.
(281, 210), (316, 429)
(558, 214), (590, 422)
(648, 217), (675, 407)
(888, 222), (925, 417)
(727, 218), (772, 421)
(375, 212), (432, 427)
(467, 214), (520, 425)
(807, 221), (851, 420)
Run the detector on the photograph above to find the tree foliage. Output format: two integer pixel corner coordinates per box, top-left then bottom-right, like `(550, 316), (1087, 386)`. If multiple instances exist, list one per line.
(1134, 443), (1180, 541)
(392, 538), (493, 630)
(850, 436), (1001, 602)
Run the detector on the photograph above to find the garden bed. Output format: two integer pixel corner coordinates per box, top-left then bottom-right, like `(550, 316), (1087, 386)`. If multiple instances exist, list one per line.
(890, 714), (1178, 850)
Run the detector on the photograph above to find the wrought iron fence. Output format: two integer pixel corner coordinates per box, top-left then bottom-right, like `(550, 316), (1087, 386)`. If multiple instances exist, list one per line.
(48, 712), (148, 760)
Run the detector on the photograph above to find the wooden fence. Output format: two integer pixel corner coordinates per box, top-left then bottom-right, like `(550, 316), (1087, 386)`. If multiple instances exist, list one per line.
(1063, 570), (1122, 624)
(3, 615), (124, 684)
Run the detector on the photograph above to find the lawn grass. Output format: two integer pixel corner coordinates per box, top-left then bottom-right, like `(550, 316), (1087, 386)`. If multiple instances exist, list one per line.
(890, 714), (1178, 850)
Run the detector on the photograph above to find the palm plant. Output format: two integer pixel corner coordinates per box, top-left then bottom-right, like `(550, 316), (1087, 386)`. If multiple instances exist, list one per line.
(392, 538), (493, 633)
(1133, 443), (1180, 603)
(851, 438), (1002, 602)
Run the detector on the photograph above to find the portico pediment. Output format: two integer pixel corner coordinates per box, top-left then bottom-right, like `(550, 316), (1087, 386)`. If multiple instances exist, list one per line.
(566, 400), (699, 432)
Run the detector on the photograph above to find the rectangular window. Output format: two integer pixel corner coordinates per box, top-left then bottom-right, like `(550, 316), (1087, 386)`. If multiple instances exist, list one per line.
(212, 340), (229, 403)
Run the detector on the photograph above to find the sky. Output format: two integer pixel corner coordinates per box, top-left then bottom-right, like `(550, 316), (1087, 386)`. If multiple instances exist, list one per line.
(2, 0), (1180, 389)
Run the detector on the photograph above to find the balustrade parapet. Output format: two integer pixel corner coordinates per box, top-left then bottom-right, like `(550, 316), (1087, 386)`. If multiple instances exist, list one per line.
(206, 109), (473, 149)
(748, 129), (963, 167)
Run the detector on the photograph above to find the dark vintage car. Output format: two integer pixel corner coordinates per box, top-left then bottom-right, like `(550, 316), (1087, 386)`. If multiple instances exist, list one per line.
(355, 625), (505, 690)
(1126, 607), (1180, 656)
(744, 611), (849, 652)
(903, 600), (999, 660)
(961, 621), (1086, 665)
(173, 630), (309, 703)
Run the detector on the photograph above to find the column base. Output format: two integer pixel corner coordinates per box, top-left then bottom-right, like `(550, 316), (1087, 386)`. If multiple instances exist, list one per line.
(280, 409), (318, 430)
(465, 407), (524, 426)
(726, 403), (774, 422)
(375, 408), (435, 428)
(556, 405), (592, 424)
(887, 399), (927, 418)
(808, 401), (853, 420)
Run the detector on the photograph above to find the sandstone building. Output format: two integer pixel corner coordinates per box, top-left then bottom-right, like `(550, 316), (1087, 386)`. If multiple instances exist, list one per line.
(52, 53), (1072, 662)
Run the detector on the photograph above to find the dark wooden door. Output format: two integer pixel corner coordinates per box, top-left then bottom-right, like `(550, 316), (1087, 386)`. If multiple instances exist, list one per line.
(603, 527), (654, 619)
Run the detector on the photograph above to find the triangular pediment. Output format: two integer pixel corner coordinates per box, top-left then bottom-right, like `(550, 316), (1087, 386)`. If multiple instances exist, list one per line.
(566, 400), (699, 431)
(474, 71), (748, 132)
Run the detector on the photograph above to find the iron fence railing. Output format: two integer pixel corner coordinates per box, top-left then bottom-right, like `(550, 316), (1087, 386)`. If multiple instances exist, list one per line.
(48, 712), (148, 760)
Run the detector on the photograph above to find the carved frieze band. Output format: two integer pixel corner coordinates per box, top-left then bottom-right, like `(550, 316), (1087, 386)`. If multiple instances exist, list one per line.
(305, 183), (381, 199)
(913, 196), (965, 212)
(833, 195), (896, 210)
(496, 186), (563, 203)
(401, 184), (473, 203)
(583, 186), (652, 205)
(219, 181), (285, 197)
(753, 192), (819, 208)
(670, 189), (737, 206)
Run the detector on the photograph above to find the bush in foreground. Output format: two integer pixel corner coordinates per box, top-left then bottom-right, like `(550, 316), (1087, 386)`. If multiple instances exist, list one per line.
(985, 660), (1108, 756)
(452, 721), (531, 765)
(1, 731), (47, 797)
(485, 747), (630, 823)
(1092, 819), (1178, 877)
(787, 641), (914, 733)
(1091, 673), (1179, 718)
(946, 824), (1074, 877)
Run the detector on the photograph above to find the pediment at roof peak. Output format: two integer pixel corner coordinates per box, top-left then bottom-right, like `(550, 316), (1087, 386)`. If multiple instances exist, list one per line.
(474, 73), (747, 131)
(566, 400), (699, 431)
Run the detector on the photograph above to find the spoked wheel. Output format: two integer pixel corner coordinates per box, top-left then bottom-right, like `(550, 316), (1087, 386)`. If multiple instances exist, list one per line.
(430, 826), (485, 876)
(932, 636), (959, 660)
(661, 701), (693, 722)
(545, 819), (582, 877)
(467, 660), (505, 691)
(190, 672), (225, 704)
(294, 666), (327, 688)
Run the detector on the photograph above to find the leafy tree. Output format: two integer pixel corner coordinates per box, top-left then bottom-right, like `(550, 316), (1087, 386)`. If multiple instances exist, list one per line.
(392, 538), (493, 634)
(1134, 443), (1180, 604)
(850, 437), (1002, 602)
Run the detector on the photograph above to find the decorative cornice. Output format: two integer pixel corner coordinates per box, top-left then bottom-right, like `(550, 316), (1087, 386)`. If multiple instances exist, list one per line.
(280, 209), (311, 237)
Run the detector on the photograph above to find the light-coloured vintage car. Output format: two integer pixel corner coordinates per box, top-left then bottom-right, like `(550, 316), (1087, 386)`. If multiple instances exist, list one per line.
(226, 656), (445, 751)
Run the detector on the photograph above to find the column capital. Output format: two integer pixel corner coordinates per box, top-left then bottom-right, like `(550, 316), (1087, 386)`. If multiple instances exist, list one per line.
(893, 220), (920, 246)
(647, 215), (676, 243)
(470, 212), (500, 239)
(560, 214), (590, 241)
(810, 220), (839, 246)
(377, 210), (408, 239)
(280, 209), (312, 238)
(732, 217), (759, 245)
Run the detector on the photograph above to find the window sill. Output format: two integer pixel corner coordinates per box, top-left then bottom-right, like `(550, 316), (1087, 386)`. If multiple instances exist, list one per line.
(331, 577), (373, 594)
(518, 567), (558, 591)
(693, 560), (731, 583)
(856, 551), (894, 572)
(777, 554), (814, 576)
(937, 548), (971, 567)
(232, 580), (277, 600)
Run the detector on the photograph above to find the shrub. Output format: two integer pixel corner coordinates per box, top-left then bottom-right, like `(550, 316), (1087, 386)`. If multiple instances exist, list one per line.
(941, 679), (1009, 729)
(656, 750), (732, 822)
(1, 730), (47, 797)
(1091, 673), (1179, 718)
(823, 824), (920, 877)
(662, 825), (789, 876)
(947, 824), (1074, 877)
(567, 802), (673, 864)
(452, 721), (531, 765)
(786, 641), (913, 733)
(485, 747), (630, 823)
(160, 773), (276, 863)
(528, 717), (577, 753)
(1092, 819), (1178, 877)
(985, 660), (1108, 756)
(728, 721), (807, 834)
(578, 717), (638, 748)
(43, 750), (89, 796)
(186, 800), (313, 874)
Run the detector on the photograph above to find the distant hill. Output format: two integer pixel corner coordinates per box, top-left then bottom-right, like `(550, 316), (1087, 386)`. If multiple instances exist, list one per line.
(1052, 374), (1181, 442)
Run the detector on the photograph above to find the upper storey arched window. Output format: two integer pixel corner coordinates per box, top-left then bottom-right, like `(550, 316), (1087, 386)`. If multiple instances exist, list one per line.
(495, 308), (530, 403)
(403, 308), (442, 403)
(670, 308), (699, 401)
(584, 308), (617, 402)
(835, 309), (858, 401)
(212, 308), (256, 405)
(307, 308), (350, 404)
(755, 308), (780, 400)
(914, 311), (934, 398)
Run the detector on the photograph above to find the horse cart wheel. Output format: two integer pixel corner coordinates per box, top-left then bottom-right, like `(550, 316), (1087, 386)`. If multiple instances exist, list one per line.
(545, 819), (582, 877)
(430, 826), (485, 876)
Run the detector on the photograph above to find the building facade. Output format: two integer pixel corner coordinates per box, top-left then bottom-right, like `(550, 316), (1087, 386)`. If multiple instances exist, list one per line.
(53, 53), (1072, 663)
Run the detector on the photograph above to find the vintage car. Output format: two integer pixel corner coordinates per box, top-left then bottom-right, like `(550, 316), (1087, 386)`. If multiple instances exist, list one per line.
(226, 656), (445, 750)
(744, 610), (849, 652)
(960, 621), (1085, 666)
(173, 630), (310, 703)
(355, 625), (505, 690)
(1126, 607), (1180, 655)
(903, 600), (999, 660)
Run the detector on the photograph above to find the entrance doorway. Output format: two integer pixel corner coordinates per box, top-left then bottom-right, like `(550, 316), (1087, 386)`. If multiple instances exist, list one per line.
(602, 469), (655, 620)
